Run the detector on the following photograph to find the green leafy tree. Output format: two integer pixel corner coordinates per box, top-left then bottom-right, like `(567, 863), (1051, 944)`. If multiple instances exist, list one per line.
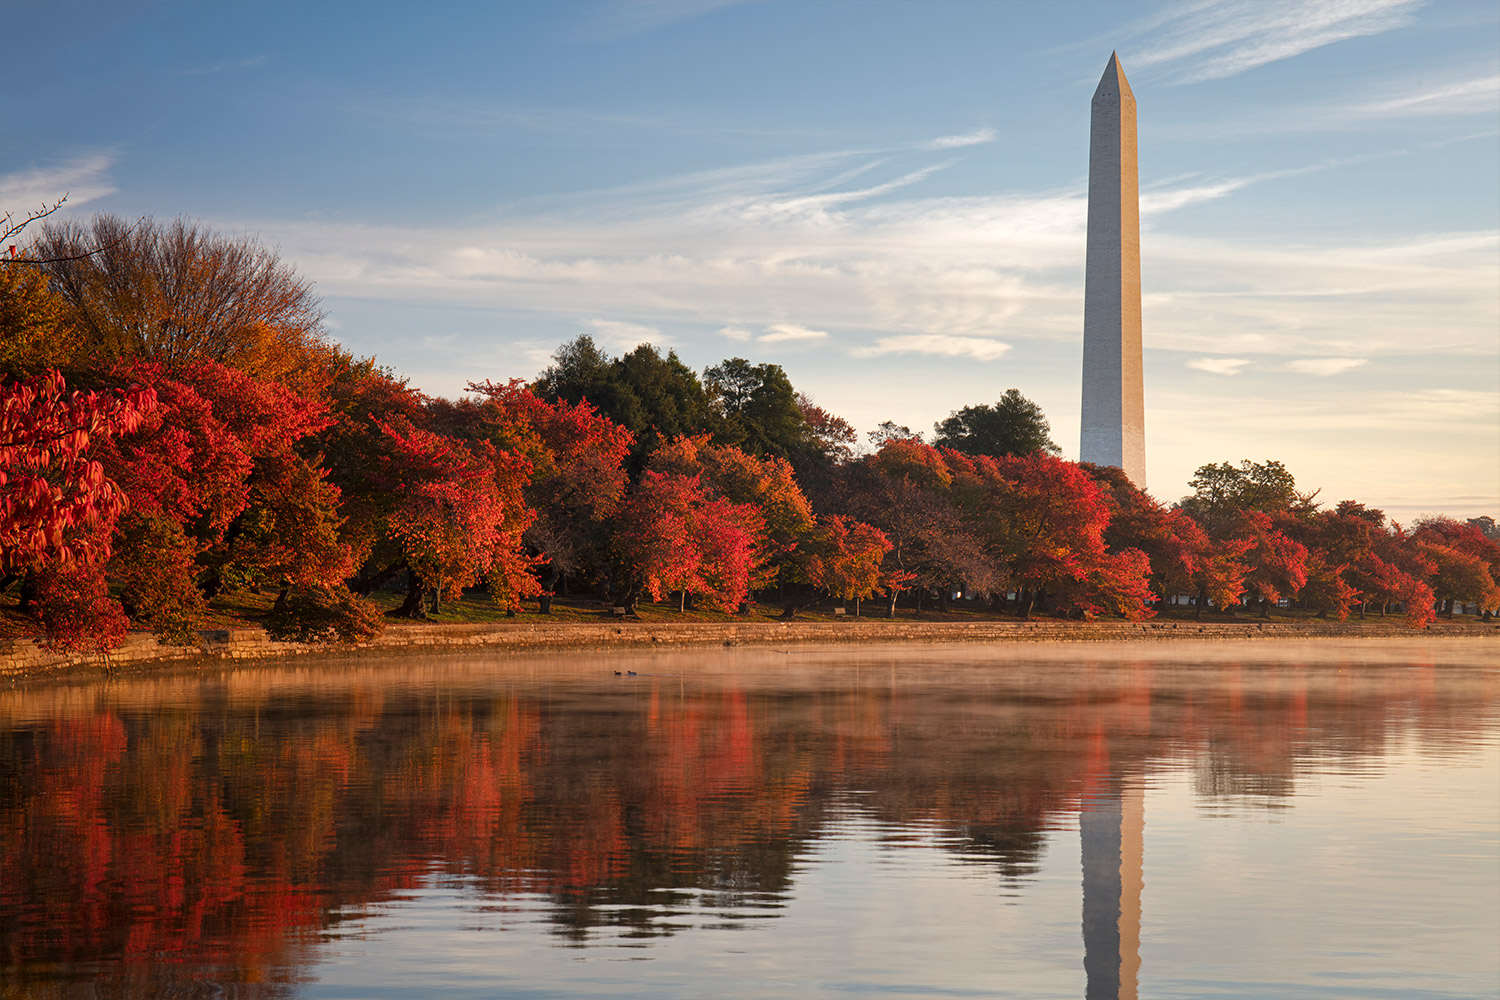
(932, 389), (1060, 458)
(1178, 459), (1317, 529)
(533, 337), (717, 465)
(704, 357), (817, 464)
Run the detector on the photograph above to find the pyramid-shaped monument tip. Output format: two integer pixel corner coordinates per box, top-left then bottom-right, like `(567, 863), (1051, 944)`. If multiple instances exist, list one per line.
(1095, 52), (1134, 101)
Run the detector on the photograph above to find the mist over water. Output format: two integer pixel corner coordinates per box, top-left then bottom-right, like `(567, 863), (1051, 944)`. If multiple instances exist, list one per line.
(1, 640), (1496, 999)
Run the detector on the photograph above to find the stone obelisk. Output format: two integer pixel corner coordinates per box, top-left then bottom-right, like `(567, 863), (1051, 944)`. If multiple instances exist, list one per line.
(1080, 52), (1146, 486)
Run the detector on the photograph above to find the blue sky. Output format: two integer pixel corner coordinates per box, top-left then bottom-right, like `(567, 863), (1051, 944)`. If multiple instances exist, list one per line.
(5, 0), (1497, 520)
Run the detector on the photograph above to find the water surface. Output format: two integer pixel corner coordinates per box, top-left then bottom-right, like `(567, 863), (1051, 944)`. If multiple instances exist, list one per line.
(2, 639), (1496, 999)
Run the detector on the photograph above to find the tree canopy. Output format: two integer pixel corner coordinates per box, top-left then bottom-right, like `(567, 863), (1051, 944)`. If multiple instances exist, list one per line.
(932, 389), (1060, 458)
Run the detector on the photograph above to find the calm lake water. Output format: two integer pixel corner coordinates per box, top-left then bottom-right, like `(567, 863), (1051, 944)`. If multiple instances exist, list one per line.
(1, 639), (1496, 1000)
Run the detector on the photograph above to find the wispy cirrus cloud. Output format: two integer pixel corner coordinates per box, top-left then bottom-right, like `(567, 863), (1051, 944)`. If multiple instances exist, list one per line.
(587, 318), (666, 350)
(1186, 357), (1251, 375)
(1133, 0), (1424, 83)
(924, 127), (998, 150)
(716, 322), (828, 344)
(0, 153), (117, 215)
(1285, 357), (1370, 376)
(758, 323), (828, 343)
(853, 334), (1012, 362)
(1356, 72), (1500, 118)
(243, 139), (1495, 370)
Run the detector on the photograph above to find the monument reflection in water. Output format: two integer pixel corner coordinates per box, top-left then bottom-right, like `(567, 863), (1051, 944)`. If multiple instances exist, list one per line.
(0, 641), (1496, 999)
(1082, 779), (1142, 1000)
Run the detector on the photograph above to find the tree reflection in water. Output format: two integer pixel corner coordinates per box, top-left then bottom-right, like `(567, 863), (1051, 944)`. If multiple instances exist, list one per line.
(0, 644), (1493, 998)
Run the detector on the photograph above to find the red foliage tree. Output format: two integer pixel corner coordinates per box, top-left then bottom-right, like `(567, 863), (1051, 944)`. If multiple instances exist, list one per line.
(986, 453), (1154, 621)
(1176, 514), (1253, 619)
(319, 357), (430, 593)
(1292, 502), (1384, 621)
(96, 361), (352, 637)
(1, 369), (154, 650)
(1085, 462), (1205, 607)
(850, 439), (971, 616)
(379, 417), (541, 616)
(1, 369), (155, 573)
(613, 470), (759, 613)
(1235, 511), (1309, 618)
(466, 379), (634, 609)
(649, 434), (815, 604)
(1410, 516), (1500, 618)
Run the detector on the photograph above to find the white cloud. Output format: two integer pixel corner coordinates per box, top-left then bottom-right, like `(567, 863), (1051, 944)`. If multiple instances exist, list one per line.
(586, 318), (665, 351)
(853, 334), (1011, 361)
(1142, 230), (1499, 357)
(758, 323), (828, 343)
(517, 340), (560, 371)
(718, 325), (753, 341)
(1133, 0), (1423, 83)
(1186, 357), (1251, 375)
(925, 127), (998, 150)
(1356, 73), (1500, 118)
(238, 145), (1496, 371)
(0, 153), (117, 218)
(1285, 357), (1370, 376)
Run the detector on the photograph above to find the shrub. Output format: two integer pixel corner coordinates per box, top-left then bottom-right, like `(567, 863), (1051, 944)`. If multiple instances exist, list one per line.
(265, 585), (385, 644)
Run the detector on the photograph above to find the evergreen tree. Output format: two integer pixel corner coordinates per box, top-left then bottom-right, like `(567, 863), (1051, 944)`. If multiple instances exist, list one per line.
(932, 389), (1060, 458)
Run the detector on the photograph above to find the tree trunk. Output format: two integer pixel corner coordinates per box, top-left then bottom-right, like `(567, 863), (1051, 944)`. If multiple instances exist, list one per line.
(272, 587), (290, 614)
(887, 590), (897, 619)
(538, 564), (561, 614)
(1260, 598), (1272, 619)
(938, 587), (949, 613)
(388, 568), (427, 618)
(1195, 586), (1207, 621)
(430, 587), (440, 616)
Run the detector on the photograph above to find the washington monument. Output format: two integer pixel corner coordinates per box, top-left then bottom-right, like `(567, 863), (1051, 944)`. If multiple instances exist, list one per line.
(1080, 52), (1146, 486)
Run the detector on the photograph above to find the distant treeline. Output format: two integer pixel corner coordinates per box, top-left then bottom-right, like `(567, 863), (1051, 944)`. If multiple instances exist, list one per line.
(3, 213), (1497, 649)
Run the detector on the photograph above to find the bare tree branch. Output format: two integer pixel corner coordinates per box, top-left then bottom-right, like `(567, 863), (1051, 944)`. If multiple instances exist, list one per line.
(1, 196), (143, 266)
(2, 196), (67, 247)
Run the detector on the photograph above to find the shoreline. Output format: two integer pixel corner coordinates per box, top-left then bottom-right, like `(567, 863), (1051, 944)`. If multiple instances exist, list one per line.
(4, 616), (1496, 682)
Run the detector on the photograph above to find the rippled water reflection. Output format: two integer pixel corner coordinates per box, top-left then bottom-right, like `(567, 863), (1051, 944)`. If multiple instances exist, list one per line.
(1, 640), (1496, 999)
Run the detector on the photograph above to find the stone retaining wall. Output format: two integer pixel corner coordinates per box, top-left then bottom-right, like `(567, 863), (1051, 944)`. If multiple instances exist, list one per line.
(4, 616), (1493, 680)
